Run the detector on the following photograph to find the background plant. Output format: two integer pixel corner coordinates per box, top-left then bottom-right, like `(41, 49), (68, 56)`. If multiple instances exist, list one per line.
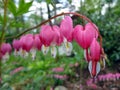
(0, 0), (120, 89)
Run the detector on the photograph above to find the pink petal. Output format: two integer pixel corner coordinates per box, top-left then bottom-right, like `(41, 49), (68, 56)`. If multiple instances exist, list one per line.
(74, 23), (98, 49)
(40, 25), (61, 46)
(0, 43), (12, 55)
(60, 16), (73, 42)
(90, 38), (101, 61)
(12, 39), (21, 51)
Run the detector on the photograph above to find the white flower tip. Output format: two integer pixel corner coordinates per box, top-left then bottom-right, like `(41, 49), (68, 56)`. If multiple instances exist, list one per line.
(88, 61), (101, 78)
(42, 45), (49, 55)
(65, 42), (73, 56)
(51, 46), (57, 58)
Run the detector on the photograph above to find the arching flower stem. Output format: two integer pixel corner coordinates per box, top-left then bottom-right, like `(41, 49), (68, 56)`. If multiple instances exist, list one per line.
(5, 12), (103, 54)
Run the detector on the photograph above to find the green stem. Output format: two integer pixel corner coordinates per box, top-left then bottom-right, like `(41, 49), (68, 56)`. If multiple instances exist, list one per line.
(0, 0), (9, 85)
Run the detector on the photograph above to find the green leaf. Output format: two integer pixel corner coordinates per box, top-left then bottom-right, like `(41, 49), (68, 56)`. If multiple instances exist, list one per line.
(46, 0), (51, 4)
(10, 21), (23, 27)
(16, 0), (33, 16)
(8, 0), (17, 16)
(19, 0), (25, 9)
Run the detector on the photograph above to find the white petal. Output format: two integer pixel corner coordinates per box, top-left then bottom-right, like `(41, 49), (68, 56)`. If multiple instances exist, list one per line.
(84, 49), (87, 61)
(30, 48), (36, 60)
(19, 48), (28, 58)
(96, 62), (101, 76)
(14, 49), (19, 56)
(63, 38), (67, 43)
(51, 46), (57, 58)
(2, 52), (9, 63)
(88, 61), (92, 77)
(41, 45), (49, 55)
(88, 61), (101, 78)
(58, 44), (65, 55)
(64, 42), (73, 56)
(23, 51), (29, 58)
(84, 49), (90, 62)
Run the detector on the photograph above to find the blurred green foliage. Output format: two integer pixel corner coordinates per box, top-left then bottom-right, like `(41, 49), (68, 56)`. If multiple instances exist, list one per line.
(1, 42), (85, 89)
(1, 0), (120, 89)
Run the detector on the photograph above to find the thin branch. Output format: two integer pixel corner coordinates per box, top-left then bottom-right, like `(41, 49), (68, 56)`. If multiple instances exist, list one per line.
(0, 0), (9, 85)
(0, 0), (8, 43)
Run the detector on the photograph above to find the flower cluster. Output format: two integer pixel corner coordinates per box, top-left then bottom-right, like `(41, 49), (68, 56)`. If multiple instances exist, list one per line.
(0, 43), (12, 61)
(12, 34), (42, 60)
(52, 67), (67, 80)
(98, 73), (120, 81)
(10, 66), (24, 75)
(0, 15), (105, 77)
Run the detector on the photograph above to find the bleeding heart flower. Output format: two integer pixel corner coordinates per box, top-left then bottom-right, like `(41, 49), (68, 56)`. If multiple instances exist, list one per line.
(73, 25), (83, 42)
(0, 43), (12, 55)
(59, 16), (74, 56)
(60, 16), (73, 42)
(40, 25), (61, 46)
(40, 25), (62, 58)
(33, 34), (42, 50)
(90, 38), (101, 61)
(20, 34), (34, 52)
(88, 38), (101, 77)
(12, 39), (21, 51)
(17, 34), (34, 58)
(12, 39), (22, 56)
(73, 23), (99, 62)
(0, 43), (12, 60)
(73, 23), (98, 49)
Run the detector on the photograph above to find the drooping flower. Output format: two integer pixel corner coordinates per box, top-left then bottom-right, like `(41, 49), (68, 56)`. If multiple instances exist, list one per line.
(20, 34), (34, 52)
(39, 25), (62, 58)
(0, 43), (12, 60)
(12, 39), (22, 56)
(60, 16), (74, 56)
(0, 43), (12, 55)
(73, 23), (98, 49)
(90, 38), (101, 61)
(73, 23), (98, 62)
(18, 34), (42, 60)
(60, 16), (73, 42)
(40, 25), (61, 46)
(30, 34), (42, 60)
(12, 39), (21, 51)
(18, 34), (33, 58)
(73, 25), (83, 42)
(33, 34), (42, 50)
(88, 38), (101, 77)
